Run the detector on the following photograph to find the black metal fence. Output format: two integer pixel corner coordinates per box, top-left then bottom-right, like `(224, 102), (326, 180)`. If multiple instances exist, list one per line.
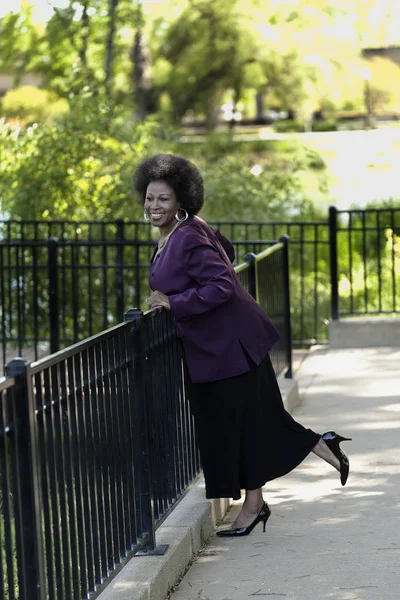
(0, 218), (328, 367)
(237, 236), (292, 378)
(329, 206), (400, 319)
(2, 207), (399, 364)
(0, 308), (200, 600)
(0, 239), (290, 600)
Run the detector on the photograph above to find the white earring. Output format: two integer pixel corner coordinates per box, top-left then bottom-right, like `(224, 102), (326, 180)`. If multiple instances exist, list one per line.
(143, 211), (150, 222)
(175, 208), (189, 222)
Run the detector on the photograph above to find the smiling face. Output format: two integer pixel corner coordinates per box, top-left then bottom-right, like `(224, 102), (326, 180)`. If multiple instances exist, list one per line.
(144, 180), (181, 235)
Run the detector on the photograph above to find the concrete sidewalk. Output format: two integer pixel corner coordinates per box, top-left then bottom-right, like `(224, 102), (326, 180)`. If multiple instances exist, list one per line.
(169, 347), (400, 600)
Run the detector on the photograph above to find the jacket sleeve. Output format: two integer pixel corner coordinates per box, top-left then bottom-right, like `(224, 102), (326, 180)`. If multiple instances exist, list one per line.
(214, 229), (235, 263)
(168, 236), (236, 321)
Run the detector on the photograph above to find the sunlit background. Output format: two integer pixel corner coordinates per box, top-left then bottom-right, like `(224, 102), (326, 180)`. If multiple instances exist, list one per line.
(3, 1), (400, 214)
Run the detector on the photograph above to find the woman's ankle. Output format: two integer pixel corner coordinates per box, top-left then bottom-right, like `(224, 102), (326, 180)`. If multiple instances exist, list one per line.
(243, 489), (264, 513)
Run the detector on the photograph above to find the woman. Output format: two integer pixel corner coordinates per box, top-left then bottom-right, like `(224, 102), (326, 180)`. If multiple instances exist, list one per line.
(133, 154), (351, 537)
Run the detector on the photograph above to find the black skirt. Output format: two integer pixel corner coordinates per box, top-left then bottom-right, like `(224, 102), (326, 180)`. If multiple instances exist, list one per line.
(187, 352), (320, 500)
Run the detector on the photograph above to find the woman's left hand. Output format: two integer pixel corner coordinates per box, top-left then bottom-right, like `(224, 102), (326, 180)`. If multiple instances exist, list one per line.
(146, 291), (171, 310)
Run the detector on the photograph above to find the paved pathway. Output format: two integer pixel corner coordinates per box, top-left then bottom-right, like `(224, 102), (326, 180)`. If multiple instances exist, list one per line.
(169, 347), (400, 600)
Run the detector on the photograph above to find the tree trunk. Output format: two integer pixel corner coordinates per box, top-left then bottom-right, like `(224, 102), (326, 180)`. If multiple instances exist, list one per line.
(105, 0), (119, 99)
(79, 1), (90, 68)
(255, 92), (264, 123)
(205, 91), (221, 131)
(131, 28), (148, 120)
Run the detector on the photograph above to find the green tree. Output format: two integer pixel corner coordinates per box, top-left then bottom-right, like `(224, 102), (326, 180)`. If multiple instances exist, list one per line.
(0, 90), (171, 221)
(150, 0), (259, 127)
(0, 2), (46, 84)
(0, 86), (68, 122)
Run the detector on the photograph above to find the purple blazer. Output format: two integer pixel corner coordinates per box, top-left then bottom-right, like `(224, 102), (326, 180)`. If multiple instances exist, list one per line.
(149, 216), (279, 383)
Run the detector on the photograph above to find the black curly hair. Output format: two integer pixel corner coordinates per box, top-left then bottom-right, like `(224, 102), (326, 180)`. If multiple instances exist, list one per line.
(133, 154), (204, 215)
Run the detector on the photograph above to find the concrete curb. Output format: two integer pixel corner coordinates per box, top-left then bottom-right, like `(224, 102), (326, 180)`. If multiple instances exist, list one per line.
(328, 316), (400, 348)
(96, 377), (299, 600)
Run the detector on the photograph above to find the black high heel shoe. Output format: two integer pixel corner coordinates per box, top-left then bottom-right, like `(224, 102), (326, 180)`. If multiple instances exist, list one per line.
(216, 502), (271, 537)
(322, 431), (352, 486)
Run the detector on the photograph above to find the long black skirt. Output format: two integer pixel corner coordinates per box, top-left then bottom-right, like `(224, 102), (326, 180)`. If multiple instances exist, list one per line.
(187, 352), (320, 500)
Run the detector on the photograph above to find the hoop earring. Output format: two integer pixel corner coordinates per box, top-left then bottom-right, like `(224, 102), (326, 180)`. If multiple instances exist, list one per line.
(143, 211), (150, 222)
(175, 209), (189, 222)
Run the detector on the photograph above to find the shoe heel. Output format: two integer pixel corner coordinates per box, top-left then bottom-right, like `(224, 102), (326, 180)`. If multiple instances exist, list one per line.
(262, 519), (267, 533)
(262, 509), (271, 533)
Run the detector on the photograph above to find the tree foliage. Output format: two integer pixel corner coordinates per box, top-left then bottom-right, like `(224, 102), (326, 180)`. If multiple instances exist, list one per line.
(3, 0), (399, 125)
(0, 90), (170, 220)
(0, 88), (319, 223)
(1, 86), (68, 122)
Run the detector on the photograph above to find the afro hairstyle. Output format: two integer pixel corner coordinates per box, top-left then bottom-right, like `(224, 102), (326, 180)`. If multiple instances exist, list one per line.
(133, 154), (204, 215)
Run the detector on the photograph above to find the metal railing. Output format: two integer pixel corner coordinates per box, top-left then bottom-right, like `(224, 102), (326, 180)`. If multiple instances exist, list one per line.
(8, 204), (398, 355)
(2, 207), (399, 352)
(1, 219), (326, 367)
(0, 308), (200, 600)
(0, 239), (290, 599)
(236, 236), (292, 378)
(329, 206), (400, 319)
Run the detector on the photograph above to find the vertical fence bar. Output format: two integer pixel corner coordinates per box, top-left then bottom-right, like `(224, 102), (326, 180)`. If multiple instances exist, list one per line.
(48, 238), (60, 354)
(244, 253), (257, 300)
(1, 246), (6, 371)
(127, 307), (156, 546)
(15, 242), (23, 356)
(71, 243), (80, 343)
(124, 308), (168, 556)
(0, 384), (16, 599)
(34, 370), (56, 600)
(299, 225), (305, 344)
(313, 225), (319, 342)
(376, 211), (382, 313)
(348, 212), (354, 314)
(391, 210), (396, 311)
(362, 211), (368, 312)
(5, 358), (46, 600)
(135, 243), (141, 310)
(329, 206), (339, 320)
(7, 238), (12, 349)
(20, 228), (27, 348)
(116, 219), (125, 323)
(61, 223), (67, 342)
(102, 224), (109, 331)
(58, 359), (81, 598)
(280, 236), (293, 378)
(88, 234), (93, 336)
(32, 240), (39, 361)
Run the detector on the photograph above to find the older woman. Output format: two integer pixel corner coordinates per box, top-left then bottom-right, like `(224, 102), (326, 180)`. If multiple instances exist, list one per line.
(133, 154), (351, 537)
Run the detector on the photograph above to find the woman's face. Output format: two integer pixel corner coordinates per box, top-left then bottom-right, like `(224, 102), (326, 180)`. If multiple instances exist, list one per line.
(144, 180), (180, 234)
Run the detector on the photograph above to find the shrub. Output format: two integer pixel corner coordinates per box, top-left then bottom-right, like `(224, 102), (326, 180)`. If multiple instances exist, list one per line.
(1, 86), (68, 123)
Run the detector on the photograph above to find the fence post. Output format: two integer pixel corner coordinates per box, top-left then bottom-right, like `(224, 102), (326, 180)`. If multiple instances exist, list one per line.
(329, 206), (339, 320)
(280, 235), (293, 379)
(48, 237), (60, 353)
(5, 358), (46, 600)
(244, 252), (257, 301)
(124, 308), (168, 556)
(116, 219), (125, 323)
